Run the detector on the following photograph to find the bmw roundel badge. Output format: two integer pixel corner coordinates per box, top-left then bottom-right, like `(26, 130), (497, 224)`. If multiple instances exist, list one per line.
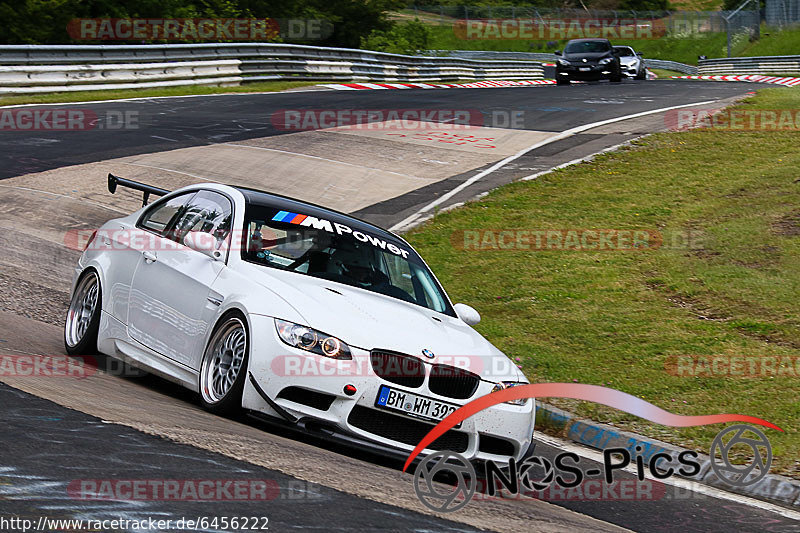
(422, 349), (435, 359)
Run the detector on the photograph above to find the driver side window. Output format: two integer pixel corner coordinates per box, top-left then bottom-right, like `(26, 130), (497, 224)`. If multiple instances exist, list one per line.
(138, 192), (196, 236)
(171, 190), (233, 247)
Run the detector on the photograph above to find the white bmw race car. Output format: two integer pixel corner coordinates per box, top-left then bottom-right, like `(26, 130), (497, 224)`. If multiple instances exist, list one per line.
(65, 175), (535, 462)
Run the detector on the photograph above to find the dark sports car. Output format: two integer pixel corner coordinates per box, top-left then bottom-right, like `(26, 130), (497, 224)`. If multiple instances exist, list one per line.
(555, 38), (622, 85)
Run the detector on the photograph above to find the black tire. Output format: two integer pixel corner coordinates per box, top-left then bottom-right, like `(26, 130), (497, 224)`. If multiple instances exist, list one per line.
(199, 311), (250, 415)
(635, 68), (647, 80)
(64, 270), (101, 355)
(556, 78), (571, 86)
(609, 63), (623, 83)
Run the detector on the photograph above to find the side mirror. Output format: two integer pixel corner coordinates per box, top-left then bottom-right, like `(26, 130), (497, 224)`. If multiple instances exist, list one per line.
(183, 231), (224, 261)
(554, 50), (561, 56)
(454, 303), (481, 326)
(638, 52), (644, 57)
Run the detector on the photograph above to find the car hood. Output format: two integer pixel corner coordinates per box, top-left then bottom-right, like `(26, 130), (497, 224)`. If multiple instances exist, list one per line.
(619, 57), (639, 65)
(241, 264), (523, 381)
(563, 52), (613, 62)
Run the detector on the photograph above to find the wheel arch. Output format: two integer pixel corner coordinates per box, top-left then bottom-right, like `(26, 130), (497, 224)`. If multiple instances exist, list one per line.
(73, 261), (109, 314)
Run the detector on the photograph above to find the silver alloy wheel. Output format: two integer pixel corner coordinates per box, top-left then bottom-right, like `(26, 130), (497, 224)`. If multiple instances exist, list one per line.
(65, 272), (99, 348)
(201, 317), (247, 404)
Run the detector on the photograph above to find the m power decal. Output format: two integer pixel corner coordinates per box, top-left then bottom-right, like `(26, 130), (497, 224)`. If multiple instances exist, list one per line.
(271, 211), (410, 258)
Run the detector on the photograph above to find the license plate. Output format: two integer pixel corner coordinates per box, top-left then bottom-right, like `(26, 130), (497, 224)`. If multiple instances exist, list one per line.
(375, 385), (461, 427)
(579, 67), (591, 71)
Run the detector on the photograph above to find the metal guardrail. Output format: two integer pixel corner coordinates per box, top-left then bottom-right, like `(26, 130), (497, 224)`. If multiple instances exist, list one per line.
(644, 59), (699, 75)
(426, 50), (559, 62)
(0, 43), (544, 94)
(699, 55), (800, 75)
(429, 50), (699, 75)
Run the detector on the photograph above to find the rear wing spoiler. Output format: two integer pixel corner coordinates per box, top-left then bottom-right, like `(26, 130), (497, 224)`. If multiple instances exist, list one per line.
(108, 173), (169, 207)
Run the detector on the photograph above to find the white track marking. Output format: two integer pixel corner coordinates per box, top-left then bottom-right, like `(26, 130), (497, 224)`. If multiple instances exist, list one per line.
(389, 99), (718, 232)
(534, 433), (800, 521)
(0, 89), (330, 109)
(0, 183), (127, 213)
(121, 162), (216, 182)
(222, 142), (427, 181)
(150, 135), (178, 142)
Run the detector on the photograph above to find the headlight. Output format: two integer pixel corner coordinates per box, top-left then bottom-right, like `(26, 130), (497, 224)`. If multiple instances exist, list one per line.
(557, 58), (570, 67)
(491, 381), (528, 406)
(599, 57), (613, 65)
(275, 319), (352, 359)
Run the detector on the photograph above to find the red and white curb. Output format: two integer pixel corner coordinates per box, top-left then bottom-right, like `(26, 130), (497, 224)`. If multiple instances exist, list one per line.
(324, 73), (659, 91)
(671, 74), (800, 87)
(323, 79), (556, 90)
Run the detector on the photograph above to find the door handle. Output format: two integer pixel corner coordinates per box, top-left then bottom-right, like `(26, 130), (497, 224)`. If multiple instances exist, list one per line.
(142, 251), (157, 263)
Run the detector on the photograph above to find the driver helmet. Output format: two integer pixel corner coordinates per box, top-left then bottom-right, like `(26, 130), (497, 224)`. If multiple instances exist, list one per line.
(330, 243), (374, 285)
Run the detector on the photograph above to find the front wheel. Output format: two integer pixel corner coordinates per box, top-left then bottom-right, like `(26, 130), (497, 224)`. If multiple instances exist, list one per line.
(199, 312), (249, 414)
(556, 77), (571, 86)
(64, 271), (101, 355)
(635, 68), (647, 80)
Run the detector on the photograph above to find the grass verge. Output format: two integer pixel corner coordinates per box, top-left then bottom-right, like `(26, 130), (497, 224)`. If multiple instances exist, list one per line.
(405, 87), (800, 476)
(649, 68), (686, 78)
(0, 80), (322, 107)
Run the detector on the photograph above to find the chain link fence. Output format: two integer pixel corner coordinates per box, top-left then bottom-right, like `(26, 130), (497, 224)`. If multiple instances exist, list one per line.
(765, 0), (800, 26)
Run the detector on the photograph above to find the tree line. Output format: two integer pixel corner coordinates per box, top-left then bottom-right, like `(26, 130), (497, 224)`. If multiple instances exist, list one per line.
(0, 0), (406, 47)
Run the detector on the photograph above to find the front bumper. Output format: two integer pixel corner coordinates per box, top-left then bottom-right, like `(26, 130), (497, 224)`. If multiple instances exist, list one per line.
(621, 62), (641, 77)
(557, 64), (616, 81)
(242, 314), (536, 463)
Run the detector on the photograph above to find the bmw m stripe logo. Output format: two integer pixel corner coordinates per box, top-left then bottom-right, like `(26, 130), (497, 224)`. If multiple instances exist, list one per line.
(270, 210), (411, 259)
(272, 211), (308, 224)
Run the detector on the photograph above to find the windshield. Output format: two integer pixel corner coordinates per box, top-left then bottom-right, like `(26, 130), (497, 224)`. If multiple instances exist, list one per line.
(242, 205), (454, 316)
(614, 47), (635, 57)
(565, 40), (611, 54)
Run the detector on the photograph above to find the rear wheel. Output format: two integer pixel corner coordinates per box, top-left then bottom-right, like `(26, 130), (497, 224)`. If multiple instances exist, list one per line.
(64, 271), (101, 355)
(199, 312), (249, 414)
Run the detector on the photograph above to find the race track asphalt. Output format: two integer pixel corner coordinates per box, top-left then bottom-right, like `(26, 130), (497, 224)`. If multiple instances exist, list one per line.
(2, 79), (796, 532)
